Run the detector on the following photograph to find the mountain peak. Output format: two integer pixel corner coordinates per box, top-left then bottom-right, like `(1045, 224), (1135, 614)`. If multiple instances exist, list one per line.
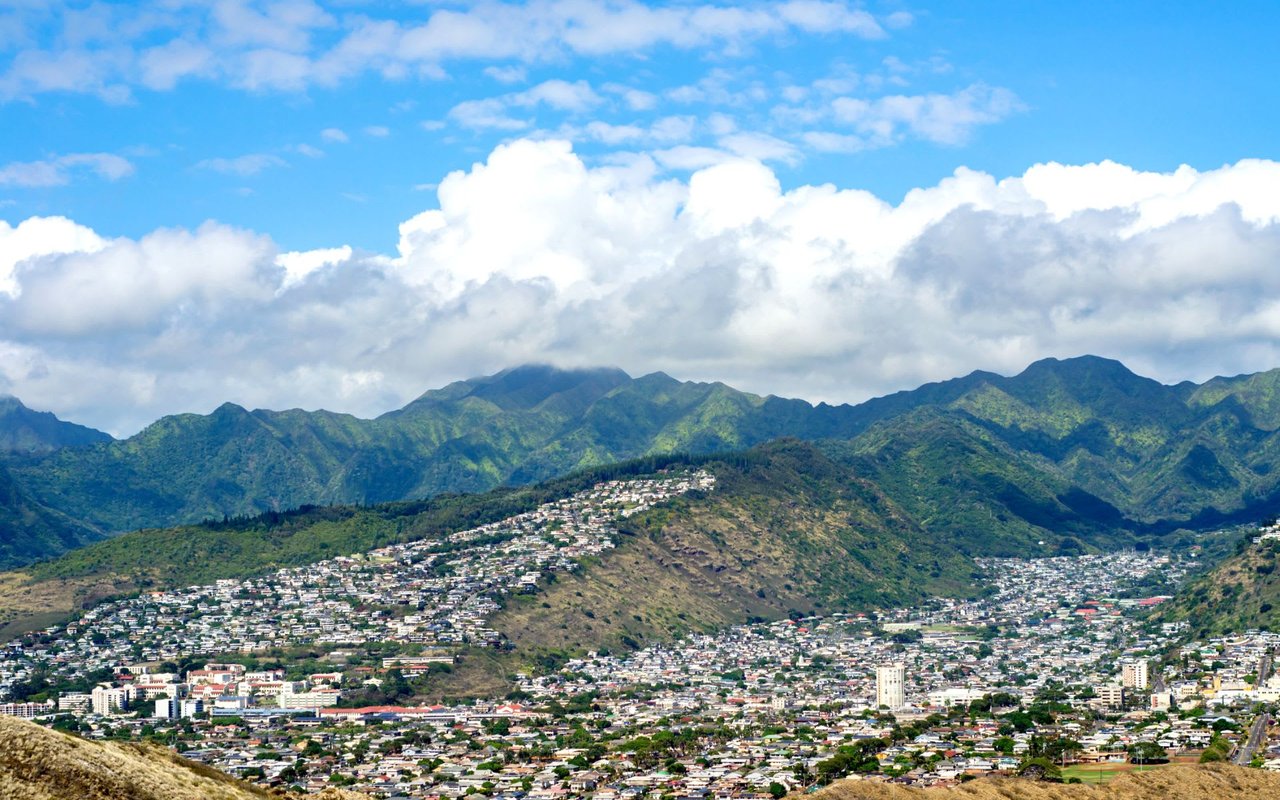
(0, 396), (113, 454)
(1018, 354), (1136, 379)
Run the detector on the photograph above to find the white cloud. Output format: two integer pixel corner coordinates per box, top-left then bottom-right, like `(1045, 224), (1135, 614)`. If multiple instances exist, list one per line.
(483, 64), (527, 84)
(5, 221), (277, 336)
(0, 1), (894, 99)
(831, 83), (1024, 145)
(320, 127), (348, 143)
(276, 244), (352, 287)
(603, 83), (658, 111)
(7, 142), (1280, 436)
(0, 215), (106, 296)
(448, 98), (529, 131)
(364, 125), (390, 137)
(196, 153), (287, 176)
(516, 79), (602, 112)
(138, 39), (215, 90)
(717, 132), (799, 164)
(0, 153), (134, 188)
(448, 79), (602, 130)
(776, 1), (885, 37)
(580, 116), (696, 145)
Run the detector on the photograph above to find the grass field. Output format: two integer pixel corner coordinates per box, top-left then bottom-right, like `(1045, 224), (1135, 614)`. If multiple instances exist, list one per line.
(1060, 755), (1199, 785)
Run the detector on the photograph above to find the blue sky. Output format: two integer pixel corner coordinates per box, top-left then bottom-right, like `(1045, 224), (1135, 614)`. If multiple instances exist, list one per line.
(6, 1), (1275, 252)
(2, 1), (1280, 434)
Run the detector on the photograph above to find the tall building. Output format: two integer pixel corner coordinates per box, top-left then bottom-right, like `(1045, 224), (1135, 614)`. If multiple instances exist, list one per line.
(876, 664), (905, 709)
(154, 697), (179, 720)
(179, 698), (205, 718)
(1094, 684), (1125, 709)
(1121, 661), (1150, 690)
(90, 685), (135, 716)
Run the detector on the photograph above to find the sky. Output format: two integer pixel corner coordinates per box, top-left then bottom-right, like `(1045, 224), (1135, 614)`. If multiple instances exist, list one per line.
(2, 1), (1280, 436)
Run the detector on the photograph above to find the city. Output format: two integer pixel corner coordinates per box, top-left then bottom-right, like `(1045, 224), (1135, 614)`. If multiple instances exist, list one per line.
(2, 470), (1277, 796)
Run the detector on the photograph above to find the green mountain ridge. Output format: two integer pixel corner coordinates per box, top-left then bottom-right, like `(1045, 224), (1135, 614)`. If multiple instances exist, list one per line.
(9, 356), (1280, 569)
(0, 397), (112, 455)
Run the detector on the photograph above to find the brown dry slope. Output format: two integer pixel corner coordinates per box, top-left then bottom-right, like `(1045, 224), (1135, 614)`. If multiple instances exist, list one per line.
(0, 715), (358, 800)
(813, 764), (1280, 800)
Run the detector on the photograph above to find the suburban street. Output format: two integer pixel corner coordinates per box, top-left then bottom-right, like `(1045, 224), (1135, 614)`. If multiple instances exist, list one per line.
(1234, 713), (1271, 765)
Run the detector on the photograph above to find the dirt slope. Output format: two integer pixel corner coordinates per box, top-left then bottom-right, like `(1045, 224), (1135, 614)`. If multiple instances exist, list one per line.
(813, 764), (1280, 799)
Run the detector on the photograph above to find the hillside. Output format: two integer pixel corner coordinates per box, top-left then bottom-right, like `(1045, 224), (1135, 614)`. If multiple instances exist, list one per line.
(1155, 535), (1280, 638)
(9, 356), (1280, 567)
(811, 763), (1280, 799)
(0, 462), (104, 570)
(0, 713), (357, 800)
(469, 440), (980, 679)
(0, 453), (703, 629)
(0, 444), (985, 665)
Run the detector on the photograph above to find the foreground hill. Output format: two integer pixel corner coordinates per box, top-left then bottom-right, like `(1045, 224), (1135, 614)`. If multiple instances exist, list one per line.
(812, 763), (1280, 799)
(0, 714), (357, 800)
(9, 356), (1280, 566)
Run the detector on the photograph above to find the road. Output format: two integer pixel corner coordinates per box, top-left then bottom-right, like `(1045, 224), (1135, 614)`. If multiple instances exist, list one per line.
(1233, 712), (1270, 766)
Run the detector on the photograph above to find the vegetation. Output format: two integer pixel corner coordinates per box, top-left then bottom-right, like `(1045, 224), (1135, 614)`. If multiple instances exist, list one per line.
(1157, 538), (1280, 637)
(12, 356), (1280, 570)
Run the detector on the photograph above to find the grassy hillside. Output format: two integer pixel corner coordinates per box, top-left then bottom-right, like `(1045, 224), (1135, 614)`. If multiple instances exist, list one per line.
(0, 714), (356, 800)
(20, 453), (704, 591)
(810, 763), (1280, 799)
(829, 410), (1136, 556)
(1156, 535), (1280, 638)
(492, 440), (980, 663)
(0, 442), (987, 684)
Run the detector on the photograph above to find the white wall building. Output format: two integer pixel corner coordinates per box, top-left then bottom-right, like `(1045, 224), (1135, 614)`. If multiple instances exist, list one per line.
(876, 664), (905, 710)
(1121, 661), (1150, 690)
(91, 685), (136, 716)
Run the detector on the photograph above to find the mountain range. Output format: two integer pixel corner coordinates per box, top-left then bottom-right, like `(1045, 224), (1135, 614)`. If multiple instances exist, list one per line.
(6, 356), (1280, 569)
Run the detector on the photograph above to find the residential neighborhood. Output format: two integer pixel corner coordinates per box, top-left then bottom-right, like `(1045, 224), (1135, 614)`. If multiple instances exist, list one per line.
(1, 478), (1278, 796)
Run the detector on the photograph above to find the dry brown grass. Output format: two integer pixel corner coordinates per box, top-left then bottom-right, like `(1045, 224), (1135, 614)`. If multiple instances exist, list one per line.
(0, 570), (137, 641)
(0, 715), (361, 800)
(812, 764), (1280, 800)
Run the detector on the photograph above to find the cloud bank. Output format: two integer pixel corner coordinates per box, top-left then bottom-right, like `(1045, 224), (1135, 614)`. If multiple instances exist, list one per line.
(2, 141), (1280, 435)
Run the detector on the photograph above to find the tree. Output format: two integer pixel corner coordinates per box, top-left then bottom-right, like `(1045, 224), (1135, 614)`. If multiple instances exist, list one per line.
(1128, 742), (1168, 764)
(1016, 757), (1062, 781)
(1044, 737), (1083, 766)
(768, 783), (787, 799)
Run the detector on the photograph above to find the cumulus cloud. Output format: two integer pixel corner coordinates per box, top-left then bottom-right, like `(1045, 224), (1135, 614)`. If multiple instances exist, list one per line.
(4, 141), (1280, 435)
